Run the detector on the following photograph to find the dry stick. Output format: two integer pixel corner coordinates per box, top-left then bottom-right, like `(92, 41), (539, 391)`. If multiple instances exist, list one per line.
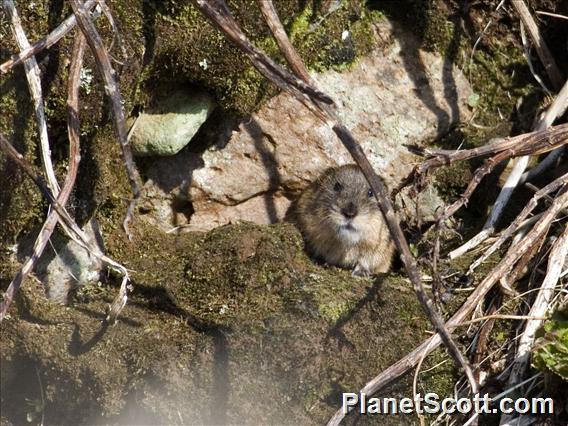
(519, 20), (551, 95)
(0, 135), (84, 245)
(3, 0), (59, 195)
(0, 0), (98, 75)
(459, 314), (548, 326)
(256, 0), (311, 82)
(536, 11), (568, 21)
(469, 172), (568, 273)
(439, 150), (513, 223)
(0, 131), (130, 322)
(450, 79), (568, 260)
(416, 122), (568, 174)
(403, 122), (568, 230)
(520, 147), (566, 183)
(449, 0), (567, 261)
(96, 0), (128, 63)
(69, 0), (141, 240)
(435, 150), (520, 298)
(257, 0), (478, 399)
(327, 187), (568, 426)
(193, 0), (333, 107)
(471, 298), (499, 385)
(0, 35), (86, 321)
(521, 80), (568, 183)
(511, 0), (563, 90)
(505, 222), (568, 383)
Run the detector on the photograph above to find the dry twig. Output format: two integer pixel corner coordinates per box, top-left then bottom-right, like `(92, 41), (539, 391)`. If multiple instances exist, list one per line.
(0, 33), (86, 321)
(194, 0), (333, 110)
(535, 11), (568, 21)
(3, 0), (59, 194)
(0, 130), (130, 322)
(521, 80), (568, 183)
(0, 0), (98, 74)
(415, 123), (568, 177)
(511, 0), (563, 90)
(469, 172), (568, 273)
(69, 0), (141, 240)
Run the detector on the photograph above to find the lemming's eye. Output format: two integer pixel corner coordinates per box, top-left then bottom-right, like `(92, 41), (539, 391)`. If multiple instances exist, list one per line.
(367, 188), (373, 198)
(334, 182), (343, 192)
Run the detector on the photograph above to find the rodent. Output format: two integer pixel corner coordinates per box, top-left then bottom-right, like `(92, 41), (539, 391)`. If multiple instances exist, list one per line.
(294, 164), (395, 276)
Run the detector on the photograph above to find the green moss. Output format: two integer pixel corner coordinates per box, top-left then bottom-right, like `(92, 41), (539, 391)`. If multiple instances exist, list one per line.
(3, 209), (455, 425)
(288, 5), (312, 42)
(433, 161), (473, 202)
(289, 1), (381, 73)
(533, 306), (568, 380)
(318, 297), (353, 322)
(143, 0), (382, 114)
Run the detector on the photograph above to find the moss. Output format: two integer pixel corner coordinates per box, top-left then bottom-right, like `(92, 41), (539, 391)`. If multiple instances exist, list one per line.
(2, 220), (450, 425)
(433, 160), (474, 202)
(289, 1), (381, 73)
(145, 0), (381, 114)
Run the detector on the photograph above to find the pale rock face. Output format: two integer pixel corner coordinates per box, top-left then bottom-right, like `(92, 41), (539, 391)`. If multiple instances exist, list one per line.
(140, 20), (473, 232)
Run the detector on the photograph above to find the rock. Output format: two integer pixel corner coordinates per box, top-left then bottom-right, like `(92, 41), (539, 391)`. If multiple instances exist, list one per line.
(21, 219), (105, 303)
(130, 90), (215, 156)
(140, 20), (473, 232)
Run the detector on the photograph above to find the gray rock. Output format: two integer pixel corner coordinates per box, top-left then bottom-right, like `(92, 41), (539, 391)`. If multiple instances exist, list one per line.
(32, 219), (105, 303)
(130, 90), (215, 156)
(140, 20), (473, 232)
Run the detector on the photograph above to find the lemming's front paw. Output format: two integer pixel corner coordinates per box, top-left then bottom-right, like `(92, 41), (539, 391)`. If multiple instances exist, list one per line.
(352, 264), (370, 277)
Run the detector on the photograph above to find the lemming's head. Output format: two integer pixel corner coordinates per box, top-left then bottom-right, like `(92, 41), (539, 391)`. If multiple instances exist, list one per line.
(313, 164), (384, 244)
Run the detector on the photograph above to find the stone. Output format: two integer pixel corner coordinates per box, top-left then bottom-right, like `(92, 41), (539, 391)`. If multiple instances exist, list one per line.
(23, 219), (105, 303)
(140, 20), (473, 232)
(130, 90), (215, 156)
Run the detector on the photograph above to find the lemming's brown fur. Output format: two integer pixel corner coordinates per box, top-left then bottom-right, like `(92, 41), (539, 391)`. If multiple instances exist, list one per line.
(295, 164), (394, 276)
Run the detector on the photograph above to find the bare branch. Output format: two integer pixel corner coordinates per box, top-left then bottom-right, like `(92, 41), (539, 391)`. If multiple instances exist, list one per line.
(3, 0), (59, 195)
(69, 0), (141, 240)
(256, 0), (311, 82)
(0, 0), (98, 74)
(420, 122), (568, 170)
(448, 78), (568, 259)
(521, 79), (568, 182)
(194, 0), (333, 106)
(469, 171), (568, 273)
(0, 33), (86, 320)
(511, 0), (563, 90)
(0, 130), (130, 322)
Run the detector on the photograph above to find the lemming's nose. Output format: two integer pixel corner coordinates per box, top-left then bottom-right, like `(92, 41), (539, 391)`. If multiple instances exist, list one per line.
(341, 202), (358, 219)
